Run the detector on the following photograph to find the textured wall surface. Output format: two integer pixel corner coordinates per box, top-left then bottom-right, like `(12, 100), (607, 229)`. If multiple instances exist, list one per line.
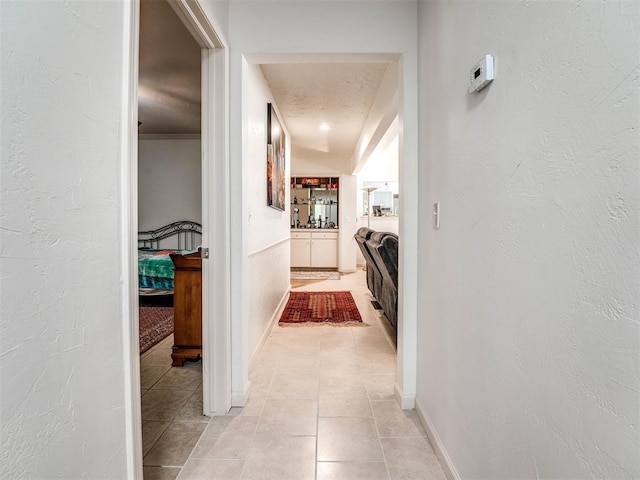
(1, 1), (130, 477)
(416, 0), (639, 478)
(138, 139), (202, 232)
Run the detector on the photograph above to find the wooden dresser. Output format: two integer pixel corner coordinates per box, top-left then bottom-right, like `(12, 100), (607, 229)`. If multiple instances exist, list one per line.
(169, 252), (202, 366)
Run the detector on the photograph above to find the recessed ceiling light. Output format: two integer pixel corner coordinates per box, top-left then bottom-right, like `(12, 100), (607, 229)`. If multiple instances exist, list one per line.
(320, 122), (330, 131)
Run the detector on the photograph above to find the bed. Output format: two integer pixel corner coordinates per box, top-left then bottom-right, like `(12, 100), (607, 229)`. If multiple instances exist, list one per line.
(138, 221), (203, 365)
(138, 221), (202, 297)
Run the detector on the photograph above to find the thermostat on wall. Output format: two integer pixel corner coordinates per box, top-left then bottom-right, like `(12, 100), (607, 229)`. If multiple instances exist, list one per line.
(468, 54), (494, 93)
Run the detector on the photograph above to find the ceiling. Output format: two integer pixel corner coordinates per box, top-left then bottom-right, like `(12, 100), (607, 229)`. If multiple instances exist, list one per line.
(138, 1), (392, 166)
(260, 63), (389, 163)
(138, 0), (201, 135)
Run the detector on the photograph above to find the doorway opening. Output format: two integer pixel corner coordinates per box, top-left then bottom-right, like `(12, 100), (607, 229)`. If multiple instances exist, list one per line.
(255, 56), (401, 350)
(123, 0), (231, 476)
(234, 54), (403, 414)
(137, 0), (204, 471)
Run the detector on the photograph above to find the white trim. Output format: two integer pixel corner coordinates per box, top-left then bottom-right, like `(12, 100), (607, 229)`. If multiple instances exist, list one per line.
(210, 39), (232, 415)
(393, 382), (416, 410)
(200, 46), (215, 415)
(339, 268), (358, 273)
(415, 398), (461, 480)
(121, 0), (142, 478)
(170, 0), (231, 416)
(207, 41), (232, 416)
(138, 133), (201, 140)
(396, 55), (419, 417)
(248, 237), (289, 258)
(169, 0), (225, 49)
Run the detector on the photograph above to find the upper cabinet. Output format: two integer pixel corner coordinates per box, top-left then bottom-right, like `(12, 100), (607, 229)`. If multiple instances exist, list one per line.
(290, 176), (339, 229)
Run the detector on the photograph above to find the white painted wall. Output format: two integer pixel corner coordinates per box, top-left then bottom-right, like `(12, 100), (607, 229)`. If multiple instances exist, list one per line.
(198, 0), (229, 43)
(339, 174), (358, 273)
(1, 1), (131, 477)
(231, 59), (291, 403)
(228, 1), (419, 402)
(359, 136), (399, 183)
(244, 60), (291, 352)
(351, 64), (399, 173)
(416, 1), (640, 478)
(138, 138), (202, 232)
(292, 156), (352, 175)
(244, 63), (291, 256)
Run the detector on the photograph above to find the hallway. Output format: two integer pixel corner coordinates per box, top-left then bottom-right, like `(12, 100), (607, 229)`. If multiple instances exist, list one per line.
(145, 270), (445, 479)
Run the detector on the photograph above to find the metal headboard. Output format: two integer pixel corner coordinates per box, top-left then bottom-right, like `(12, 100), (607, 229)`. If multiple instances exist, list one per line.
(138, 221), (202, 250)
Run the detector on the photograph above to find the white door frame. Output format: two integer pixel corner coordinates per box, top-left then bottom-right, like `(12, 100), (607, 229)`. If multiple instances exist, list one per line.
(121, 0), (230, 476)
(169, 0), (232, 418)
(121, 1), (142, 477)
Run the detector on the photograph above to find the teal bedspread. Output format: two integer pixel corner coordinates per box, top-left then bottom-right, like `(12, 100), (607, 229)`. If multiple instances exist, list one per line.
(138, 249), (191, 289)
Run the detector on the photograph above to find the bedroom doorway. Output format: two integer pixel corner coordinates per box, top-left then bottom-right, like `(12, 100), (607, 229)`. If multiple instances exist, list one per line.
(124, 0), (231, 476)
(137, 0), (206, 472)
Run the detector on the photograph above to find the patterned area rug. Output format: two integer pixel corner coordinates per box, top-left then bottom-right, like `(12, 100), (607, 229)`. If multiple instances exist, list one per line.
(290, 271), (340, 281)
(139, 306), (174, 354)
(279, 291), (363, 326)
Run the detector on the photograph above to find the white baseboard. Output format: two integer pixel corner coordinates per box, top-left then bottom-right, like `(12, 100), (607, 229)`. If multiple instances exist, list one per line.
(248, 289), (290, 373)
(415, 398), (461, 480)
(394, 383), (416, 410)
(339, 268), (357, 273)
(231, 380), (251, 407)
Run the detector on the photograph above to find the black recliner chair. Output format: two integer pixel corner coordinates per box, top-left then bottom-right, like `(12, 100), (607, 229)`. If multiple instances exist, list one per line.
(366, 232), (398, 331)
(354, 228), (398, 333)
(354, 227), (381, 298)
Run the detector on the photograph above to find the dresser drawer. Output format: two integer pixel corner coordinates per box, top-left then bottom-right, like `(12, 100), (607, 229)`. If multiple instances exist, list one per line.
(291, 231), (311, 239)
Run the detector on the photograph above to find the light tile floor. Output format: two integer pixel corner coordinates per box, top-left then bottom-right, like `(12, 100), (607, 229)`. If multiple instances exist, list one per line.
(142, 269), (446, 480)
(141, 335), (206, 479)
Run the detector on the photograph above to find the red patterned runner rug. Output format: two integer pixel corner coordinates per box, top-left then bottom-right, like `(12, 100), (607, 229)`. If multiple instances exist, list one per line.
(139, 306), (174, 354)
(279, 291), (364, 326)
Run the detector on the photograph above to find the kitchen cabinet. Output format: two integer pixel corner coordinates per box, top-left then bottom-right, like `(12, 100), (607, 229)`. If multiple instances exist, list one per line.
(291, 230), (338, 268)
(291, 231), (312, 268)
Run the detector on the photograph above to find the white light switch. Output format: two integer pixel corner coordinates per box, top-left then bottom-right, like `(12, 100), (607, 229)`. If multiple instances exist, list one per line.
(433, 202), (440, 229)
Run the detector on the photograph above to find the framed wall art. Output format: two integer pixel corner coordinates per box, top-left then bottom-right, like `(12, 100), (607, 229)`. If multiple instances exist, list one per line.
(267, 103), (286, 211)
